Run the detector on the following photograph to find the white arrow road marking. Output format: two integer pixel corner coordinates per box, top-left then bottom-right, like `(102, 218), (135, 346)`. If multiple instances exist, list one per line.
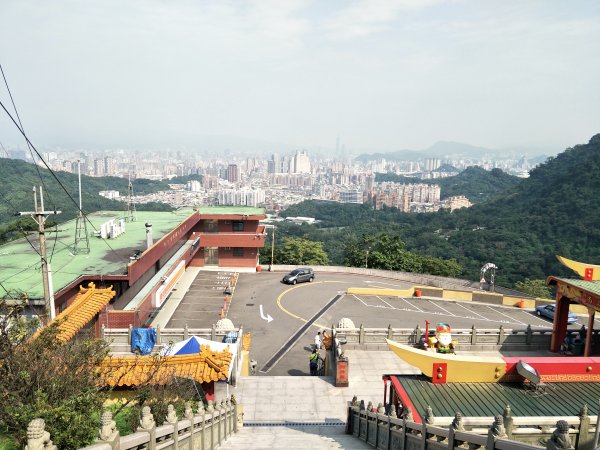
(259, 304), (273, 323)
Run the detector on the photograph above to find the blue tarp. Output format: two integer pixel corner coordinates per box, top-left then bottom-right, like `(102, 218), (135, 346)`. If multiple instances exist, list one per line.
(160, 336), (203, 356)
(131, 328), (156, 355)
(224, 331), (238, 343)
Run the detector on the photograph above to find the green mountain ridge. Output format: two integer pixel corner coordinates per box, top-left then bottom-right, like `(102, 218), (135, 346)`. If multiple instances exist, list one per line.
(0, 158), (179, 243)
(375, 166), (521, 202)
(281, 134), (600, 286)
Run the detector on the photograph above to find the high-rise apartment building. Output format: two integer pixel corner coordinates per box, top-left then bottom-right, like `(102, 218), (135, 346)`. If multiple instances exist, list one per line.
(227, 164), (239, 183)
(292, 150), (311, 174)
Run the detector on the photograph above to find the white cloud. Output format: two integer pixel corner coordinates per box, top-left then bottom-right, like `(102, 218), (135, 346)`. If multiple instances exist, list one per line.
(324, 0), (445, 39)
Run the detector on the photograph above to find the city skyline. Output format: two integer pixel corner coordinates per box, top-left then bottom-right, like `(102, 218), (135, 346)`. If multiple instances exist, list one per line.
(1, 1), (599, 154)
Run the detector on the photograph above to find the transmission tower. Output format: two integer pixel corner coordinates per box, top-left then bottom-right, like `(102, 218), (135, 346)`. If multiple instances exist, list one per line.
(73, 160), (90, 254)
(126, 172), (137, 222)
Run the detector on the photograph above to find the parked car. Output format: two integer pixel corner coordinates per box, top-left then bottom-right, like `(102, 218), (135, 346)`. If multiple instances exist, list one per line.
(535, 304), (578, 324)
(282, 268), (315, 285)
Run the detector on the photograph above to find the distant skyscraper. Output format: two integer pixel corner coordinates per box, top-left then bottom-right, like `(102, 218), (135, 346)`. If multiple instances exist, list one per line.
(227, 164), (239, 183)
(104, 156), (115, 175)
(93, 159), (104, 176)
(293, 150), (311, 174)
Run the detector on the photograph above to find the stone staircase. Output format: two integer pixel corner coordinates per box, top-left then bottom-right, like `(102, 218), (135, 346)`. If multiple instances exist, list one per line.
(213, 351), (418, 449)
(216, 424), (371, 449)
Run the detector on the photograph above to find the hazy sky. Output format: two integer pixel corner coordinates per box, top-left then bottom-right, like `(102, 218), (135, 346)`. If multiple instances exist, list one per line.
(0, 0), (599, 154)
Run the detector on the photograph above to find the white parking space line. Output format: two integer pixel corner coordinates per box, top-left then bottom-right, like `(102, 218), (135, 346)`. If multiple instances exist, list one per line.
(453, 302), (491, 321)
(485, 305), (526, 325)
(351, 294), (370, 307)
(526, 311), (555, 327)
(377, 296), (397, 309)
(401, 297), (424, 313)
(425, 300), (457, 317)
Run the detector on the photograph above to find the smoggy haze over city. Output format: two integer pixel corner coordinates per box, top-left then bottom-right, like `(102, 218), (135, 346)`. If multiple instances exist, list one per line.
(0, 0), (599, 155)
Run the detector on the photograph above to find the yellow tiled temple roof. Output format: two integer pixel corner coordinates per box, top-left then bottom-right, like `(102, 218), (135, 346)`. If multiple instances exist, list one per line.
(98, 344), (233, 387)
(36, 282), (116, 342)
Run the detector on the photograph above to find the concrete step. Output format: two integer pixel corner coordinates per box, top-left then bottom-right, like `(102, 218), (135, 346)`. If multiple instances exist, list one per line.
(216, 425), (371, 449)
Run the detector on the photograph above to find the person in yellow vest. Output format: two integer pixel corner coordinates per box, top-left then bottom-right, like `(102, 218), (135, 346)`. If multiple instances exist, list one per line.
(309, 349), (321, 375)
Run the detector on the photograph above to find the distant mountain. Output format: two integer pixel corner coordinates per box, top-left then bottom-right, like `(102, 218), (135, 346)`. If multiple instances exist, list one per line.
(375, 166), (521, 202)
(279, 133), (600, 286)
(355, 140), (555, 162)
(0, 158), (174, 243)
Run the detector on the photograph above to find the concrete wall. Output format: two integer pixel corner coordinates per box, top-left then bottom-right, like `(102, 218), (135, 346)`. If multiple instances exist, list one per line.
(334, 324), (599, 352)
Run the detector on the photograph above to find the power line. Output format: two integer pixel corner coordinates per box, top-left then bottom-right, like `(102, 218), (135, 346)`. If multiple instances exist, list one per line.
(0, 190), (42, 258)
(0, 98), (128, 264)
(0, 63), (60, 261)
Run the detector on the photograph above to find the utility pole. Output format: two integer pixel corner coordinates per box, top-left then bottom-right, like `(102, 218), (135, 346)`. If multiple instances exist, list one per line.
(270, 225), (275, 270)
(18, 186), (62, 321)
(126, 172), (136, 222)
(73, 160), (90, 254)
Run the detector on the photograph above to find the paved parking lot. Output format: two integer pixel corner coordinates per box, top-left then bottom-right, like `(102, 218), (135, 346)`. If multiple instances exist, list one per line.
(163, 269), (595, 376)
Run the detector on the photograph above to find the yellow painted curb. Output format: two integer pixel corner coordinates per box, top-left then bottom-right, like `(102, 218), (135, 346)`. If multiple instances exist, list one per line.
(347, 287), (415, 297)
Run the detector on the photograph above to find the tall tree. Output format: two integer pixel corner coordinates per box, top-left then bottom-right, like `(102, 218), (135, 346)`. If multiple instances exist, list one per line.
(275, 237), (329, 265)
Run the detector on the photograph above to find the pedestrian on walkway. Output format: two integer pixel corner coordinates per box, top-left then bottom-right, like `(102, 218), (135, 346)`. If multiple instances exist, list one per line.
(314, 331), (322, 350)
(309, 349), (320, 375)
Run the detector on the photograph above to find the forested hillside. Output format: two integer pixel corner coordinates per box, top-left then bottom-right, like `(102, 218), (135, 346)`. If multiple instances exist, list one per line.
(375, 166), (521, 202)
(0, 158), (179, 243)
(279, 134), (600, 286)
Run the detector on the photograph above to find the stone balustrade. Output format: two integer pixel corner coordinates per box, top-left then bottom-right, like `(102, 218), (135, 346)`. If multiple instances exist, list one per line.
(347, 398), (591, 449)
(25, 397), (241, 450)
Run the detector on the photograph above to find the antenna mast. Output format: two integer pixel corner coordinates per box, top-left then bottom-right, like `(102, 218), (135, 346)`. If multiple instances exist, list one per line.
(126, 172), (137, 222)
(73, 160), (90, 254)
(18, 186), (62, 321)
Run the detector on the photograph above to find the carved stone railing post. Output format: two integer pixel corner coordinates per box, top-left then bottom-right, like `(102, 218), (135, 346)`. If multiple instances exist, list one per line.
(471, 325), (477, 345)
(218, 399), (226, 444)
(359, 324), (365, 344)
(503, 405), (514, 439)
(97, 411), (120, 450)
(526, 324), (533, 345)
(25, 418), (57, 450)
(232, 396), (242, 433)
(487, 415), (507, 450)
(197, 401), (208, 448)
(414, 325), (422, 345)
(498, 325), (505, 345)
(207, 399), (216, 448)
(183, 323), (189, 340)
(164, 404), (178, 450)
(577, 404), (591, 450)
(136, 406), (156, 450)
(547, 420), (574, 450)
(449, 411), (464, 449)
(226, 398), (233, 436)
(387, 324), (393, 339)
(184, 403), (194, 450)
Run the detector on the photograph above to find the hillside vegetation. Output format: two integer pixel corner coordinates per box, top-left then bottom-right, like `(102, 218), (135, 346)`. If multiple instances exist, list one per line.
(280, 134), (600, 286)
(375, 166), (521, 202)
(0, 158), (179, 243)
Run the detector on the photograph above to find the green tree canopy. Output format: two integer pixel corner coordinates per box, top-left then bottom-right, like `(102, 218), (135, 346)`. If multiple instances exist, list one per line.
(275, 237), (329, 265)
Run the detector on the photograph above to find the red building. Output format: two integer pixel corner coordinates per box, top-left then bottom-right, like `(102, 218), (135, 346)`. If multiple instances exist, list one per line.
(39, 206), (266, 330)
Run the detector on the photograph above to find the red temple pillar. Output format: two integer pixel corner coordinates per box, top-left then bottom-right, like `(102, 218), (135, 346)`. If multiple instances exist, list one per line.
(550, 296), (570, 353)
(585, 309), (595, 357)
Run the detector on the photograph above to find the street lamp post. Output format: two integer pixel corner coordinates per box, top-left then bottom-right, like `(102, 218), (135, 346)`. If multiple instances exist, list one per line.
(265, 225), (276, 271)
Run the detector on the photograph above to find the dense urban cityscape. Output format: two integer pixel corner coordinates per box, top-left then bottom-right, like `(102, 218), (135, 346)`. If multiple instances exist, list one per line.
(2, 146), (536, 214)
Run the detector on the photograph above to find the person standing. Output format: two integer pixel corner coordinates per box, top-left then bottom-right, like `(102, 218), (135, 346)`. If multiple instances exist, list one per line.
(314, 331), (322, 350)
(309, 349), (320, 375)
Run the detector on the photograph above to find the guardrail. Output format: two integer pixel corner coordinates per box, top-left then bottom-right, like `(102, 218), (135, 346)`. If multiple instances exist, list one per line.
(333, 324), (597, 352)
(23, 397), (240, 450)
(346, 399), (595, 449)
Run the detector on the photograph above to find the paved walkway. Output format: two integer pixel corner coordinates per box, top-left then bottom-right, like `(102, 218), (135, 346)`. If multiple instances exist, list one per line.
(215, 350), (419, 449)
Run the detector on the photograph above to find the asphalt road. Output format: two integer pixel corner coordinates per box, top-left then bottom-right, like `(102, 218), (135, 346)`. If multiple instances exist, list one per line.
(172, 270), (594, 376)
